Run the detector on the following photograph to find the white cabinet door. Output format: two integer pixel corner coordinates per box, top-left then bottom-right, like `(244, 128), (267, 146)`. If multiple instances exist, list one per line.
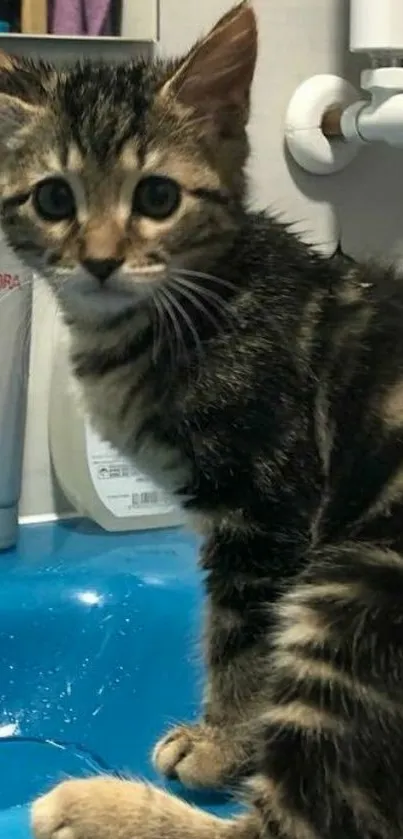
(121, 0), (158, 40)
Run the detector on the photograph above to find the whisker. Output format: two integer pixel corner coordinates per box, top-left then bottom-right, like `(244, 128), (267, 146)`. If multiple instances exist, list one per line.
(149, 290), (165, 365)
(163, 285), (204, 363)
(149, 289), (167, 368)
(170, 273), (232, 312)
(169, 277), (225, 335)
(175, 267), (237, 292)
(158, 286), (185, 368)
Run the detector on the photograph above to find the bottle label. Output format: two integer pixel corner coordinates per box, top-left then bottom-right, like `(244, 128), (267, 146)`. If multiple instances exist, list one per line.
(85, 423), (177, 518)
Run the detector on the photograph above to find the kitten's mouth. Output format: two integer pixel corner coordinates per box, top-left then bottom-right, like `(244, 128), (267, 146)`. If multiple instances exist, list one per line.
(53, 264), (167, 320)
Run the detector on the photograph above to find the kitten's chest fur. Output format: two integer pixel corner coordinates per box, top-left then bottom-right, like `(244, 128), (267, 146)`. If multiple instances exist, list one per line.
(69, 320), (192, 501)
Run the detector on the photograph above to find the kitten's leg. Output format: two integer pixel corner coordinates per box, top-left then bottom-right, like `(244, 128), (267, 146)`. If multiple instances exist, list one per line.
(31, 776), (262, 839)
(245, 541), (403, 839)
(153, 531), (275, 789)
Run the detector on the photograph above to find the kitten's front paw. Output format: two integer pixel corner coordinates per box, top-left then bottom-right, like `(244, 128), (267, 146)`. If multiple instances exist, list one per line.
(31, 775), (226, 839)
(31, 776), (150, 839)
(152, 723), (244, 789)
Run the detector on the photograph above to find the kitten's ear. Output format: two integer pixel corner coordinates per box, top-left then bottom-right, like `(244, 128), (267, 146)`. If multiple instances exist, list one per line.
(0, 93), (38, 147)
(0, 52), (44, 149)
(160, 1), (257, 125)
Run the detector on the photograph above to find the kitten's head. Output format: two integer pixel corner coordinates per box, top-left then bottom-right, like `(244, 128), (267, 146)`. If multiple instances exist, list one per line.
(0, 2), (257, 323)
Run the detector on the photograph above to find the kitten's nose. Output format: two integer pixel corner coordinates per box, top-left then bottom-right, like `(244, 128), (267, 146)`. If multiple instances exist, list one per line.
(83, 258), (123, 282)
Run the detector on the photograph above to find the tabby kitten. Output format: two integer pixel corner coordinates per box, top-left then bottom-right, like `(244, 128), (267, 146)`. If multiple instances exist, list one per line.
(1, 3), (403, 839)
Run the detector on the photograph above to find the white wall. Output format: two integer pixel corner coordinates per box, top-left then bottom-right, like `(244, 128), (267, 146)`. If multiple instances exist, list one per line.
(18, 0), (403, 519)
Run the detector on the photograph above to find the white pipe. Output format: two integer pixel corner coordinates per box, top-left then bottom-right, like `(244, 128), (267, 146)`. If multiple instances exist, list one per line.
(284, 1), (403, 174)
(284, 67), (403, 175)
(350, 0), (403, 54)
(341, 68), (403, 147)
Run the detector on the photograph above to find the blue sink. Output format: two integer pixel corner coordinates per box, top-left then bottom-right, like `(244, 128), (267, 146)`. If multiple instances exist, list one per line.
(0, 520), (237, 838)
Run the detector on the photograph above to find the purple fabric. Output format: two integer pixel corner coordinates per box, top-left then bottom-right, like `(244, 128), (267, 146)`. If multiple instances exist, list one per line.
(49, 0), (112, 35)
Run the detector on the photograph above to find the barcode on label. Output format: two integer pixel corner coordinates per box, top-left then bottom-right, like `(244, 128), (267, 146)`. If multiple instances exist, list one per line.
(131, 491), (160, 507)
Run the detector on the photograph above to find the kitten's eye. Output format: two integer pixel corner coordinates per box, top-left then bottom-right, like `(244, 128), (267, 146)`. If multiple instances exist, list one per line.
(33, 177), (76, 222)
(132, 175), (181, 221)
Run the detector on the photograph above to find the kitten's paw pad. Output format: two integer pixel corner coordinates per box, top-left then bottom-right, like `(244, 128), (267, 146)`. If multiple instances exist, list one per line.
(152, 723), (236, 789)
(31, 776), (149, 839)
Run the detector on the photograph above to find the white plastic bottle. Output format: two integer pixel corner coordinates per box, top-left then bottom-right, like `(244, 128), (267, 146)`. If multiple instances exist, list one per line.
(0, 232), (33, 550)
(49, 325), (184, 532)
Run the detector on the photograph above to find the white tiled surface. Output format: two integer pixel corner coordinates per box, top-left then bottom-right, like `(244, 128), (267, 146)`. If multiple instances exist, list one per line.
(18, 0), (403, 517)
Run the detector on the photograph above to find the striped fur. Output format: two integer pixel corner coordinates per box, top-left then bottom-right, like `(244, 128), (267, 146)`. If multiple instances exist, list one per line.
(1, 4), (403, 839)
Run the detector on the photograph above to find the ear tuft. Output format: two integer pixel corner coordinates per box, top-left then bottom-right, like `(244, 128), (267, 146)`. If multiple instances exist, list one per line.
(0, 94), (40, 149)
(0, 54), (45, 149)
(161, 2), (257, 124)
(0, 51), (15, 72)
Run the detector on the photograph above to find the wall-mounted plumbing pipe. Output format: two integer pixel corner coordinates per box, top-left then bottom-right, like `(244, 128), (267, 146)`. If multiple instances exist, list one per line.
(350, 0), (403, 54)
(285, 0), (403, 174)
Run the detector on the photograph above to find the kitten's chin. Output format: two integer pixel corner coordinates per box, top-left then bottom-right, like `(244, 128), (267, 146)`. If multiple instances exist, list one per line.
(50, 271), (143, 323)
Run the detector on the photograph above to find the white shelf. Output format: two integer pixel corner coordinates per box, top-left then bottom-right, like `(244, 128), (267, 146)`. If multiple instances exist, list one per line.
(0, 35), (154, 63)
(0, 0), (158, 59)
(0, 34), (155, 43)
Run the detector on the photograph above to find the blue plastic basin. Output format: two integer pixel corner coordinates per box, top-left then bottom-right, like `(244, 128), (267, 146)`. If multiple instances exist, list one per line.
(0, 520), (236, 838)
